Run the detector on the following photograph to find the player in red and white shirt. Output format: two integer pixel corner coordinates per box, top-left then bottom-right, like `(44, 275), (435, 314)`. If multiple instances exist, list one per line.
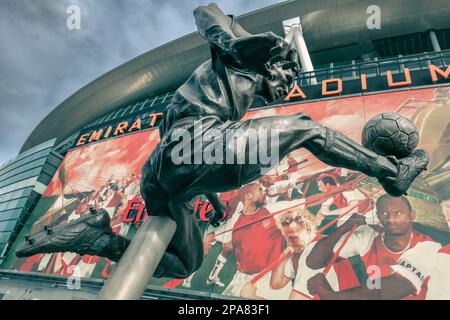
(304, 194), (437, 299)
(274, 208), (317, 287)
(315, 173), (371, 226)
(259, 173), (305, 204)
(391, 241), (450, 300)
(240, 206), (318, 300)
(307, 241), (450, 300)
(221, 183), (288, 299)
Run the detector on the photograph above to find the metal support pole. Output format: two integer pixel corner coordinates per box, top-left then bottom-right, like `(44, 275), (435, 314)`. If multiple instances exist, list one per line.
(282, 17), (317, 85)
(293, 25), (317, 85)
(429, 30), (441, 52)
(96, 216), (177, 300)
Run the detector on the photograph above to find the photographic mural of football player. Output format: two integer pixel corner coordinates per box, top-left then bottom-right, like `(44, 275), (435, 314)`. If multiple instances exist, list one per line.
(302, 194), (439, 299)
(16, 3), (429, 280)
(259, 173), (305, 204)
(315, 172), (370, 227)
(307, 242), (450, 300)
(218, 183), (291, 299)
(239, 207), (316, 299)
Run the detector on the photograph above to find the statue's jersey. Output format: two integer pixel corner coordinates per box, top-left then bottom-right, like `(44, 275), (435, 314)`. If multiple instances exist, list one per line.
(159, 53), (260, 136)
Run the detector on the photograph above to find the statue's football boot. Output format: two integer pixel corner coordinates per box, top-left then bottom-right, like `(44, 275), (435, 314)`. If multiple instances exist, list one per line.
(378, 149), (430, 197)
(16, 208), (112, 258)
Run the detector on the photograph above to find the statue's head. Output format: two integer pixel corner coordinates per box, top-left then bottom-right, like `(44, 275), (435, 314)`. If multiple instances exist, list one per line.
(256, 61), (296, 104)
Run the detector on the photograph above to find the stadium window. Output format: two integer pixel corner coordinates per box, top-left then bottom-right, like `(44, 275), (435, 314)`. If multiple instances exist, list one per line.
(37, 173), (52, 186)
(0, 188), (32, 204)
(0, 232), (12, 243)
(136, 101), (144, 111)
(103, 111), (115, 122)
(46, 155), (62, 169)
(161, 92), (170, 103)
(98, 114), (109, 125)
(128, 102), (139, 114)
(0, 158), (46, 184)
(0, 220), (18, 233)
(150, 96), (158, 107)
(0, 168), (41, 189)
(0, 149), (50, 178)
(138, 98), (151, 111)
(120, 105), (131, 117)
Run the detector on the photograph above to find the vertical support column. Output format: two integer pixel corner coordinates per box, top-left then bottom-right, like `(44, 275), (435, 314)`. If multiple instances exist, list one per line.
(293, 24), (317, 85)
(96, 216), (176, 300)
(283, 17), (317, 85)
(429, 30), (441, 52)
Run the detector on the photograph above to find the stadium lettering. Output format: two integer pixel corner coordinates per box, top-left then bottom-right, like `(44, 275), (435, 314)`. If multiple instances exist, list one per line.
(75, 63), (450, 147)
(284, 63), (449, 101)
(194, 199), (214, 222)
(284, 83), (306, 101)
(89, 129), (103, 142)
(114, 121), (128, 136)
(322, 78), (343, 96)
(128, 117), (141, 132)
(430, 64), (450, 83)
(387, 68), (412, 88)
(76, 112), (164, 147)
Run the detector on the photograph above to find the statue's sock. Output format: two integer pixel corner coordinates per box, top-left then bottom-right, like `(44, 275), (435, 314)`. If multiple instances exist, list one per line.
(306, 127), (398, 179)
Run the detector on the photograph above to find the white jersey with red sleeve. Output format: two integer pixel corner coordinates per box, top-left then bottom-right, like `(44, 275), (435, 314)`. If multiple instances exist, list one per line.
(292, 242), (340, 297)
(391, 242), (450, 300)
(333, 225), (378, 259)
(265, 180), (297, 204)
(284, 255), (297, 280)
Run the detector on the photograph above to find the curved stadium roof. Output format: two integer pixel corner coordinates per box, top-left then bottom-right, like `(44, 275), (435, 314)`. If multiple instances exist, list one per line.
(21, 0), (450, 153)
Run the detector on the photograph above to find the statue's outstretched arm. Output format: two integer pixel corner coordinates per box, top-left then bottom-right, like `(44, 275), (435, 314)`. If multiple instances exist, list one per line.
(193, 3), (288, 77)
(194, 3), (237, 47)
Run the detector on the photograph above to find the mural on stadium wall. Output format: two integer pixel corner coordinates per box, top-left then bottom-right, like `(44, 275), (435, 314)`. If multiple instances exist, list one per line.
(4, 86), (450, 300)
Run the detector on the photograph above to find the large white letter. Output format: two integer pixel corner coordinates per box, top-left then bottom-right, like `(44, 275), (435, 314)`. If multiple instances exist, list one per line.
(170, 128), (192, 165)
(66, 5), (81, 30)
(203, 129), (224, 165)
(366, 5), (381, 30)
(366, 265), (381, 289)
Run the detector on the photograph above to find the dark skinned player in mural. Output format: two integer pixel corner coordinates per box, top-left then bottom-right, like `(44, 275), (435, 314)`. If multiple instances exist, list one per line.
(16, 3), (429, 279)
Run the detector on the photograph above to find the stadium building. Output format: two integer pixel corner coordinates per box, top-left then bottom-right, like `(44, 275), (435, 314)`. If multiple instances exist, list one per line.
(0, 0), (449, 300)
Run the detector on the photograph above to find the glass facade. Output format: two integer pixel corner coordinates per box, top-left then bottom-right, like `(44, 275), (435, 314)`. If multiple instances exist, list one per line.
(299, 49), (450, 85)
(0, 139), (63, 260)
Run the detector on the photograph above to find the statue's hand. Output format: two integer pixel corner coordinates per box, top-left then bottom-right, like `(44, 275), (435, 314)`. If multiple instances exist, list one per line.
(273, 47), (299, 73)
